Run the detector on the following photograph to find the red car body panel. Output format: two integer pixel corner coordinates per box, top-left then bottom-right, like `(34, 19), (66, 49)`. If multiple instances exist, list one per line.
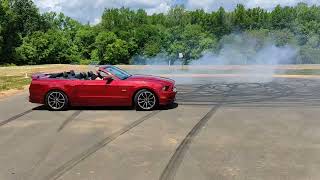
(29, 66), (177, 107)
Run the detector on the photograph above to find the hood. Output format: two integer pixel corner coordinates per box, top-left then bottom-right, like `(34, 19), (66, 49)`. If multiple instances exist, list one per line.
(128, 75), (175, 84)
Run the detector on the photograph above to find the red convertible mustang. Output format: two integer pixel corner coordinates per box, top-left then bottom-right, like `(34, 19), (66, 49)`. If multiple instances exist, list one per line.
(29, 65), (177, 111)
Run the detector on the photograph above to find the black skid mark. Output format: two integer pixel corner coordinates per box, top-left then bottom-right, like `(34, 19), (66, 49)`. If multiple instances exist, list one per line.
(160, 85), (236, 180)
(0, 109), (33, 127)
(45, 110), (161, 180)
(159, 105), (221, 180)
(57, 110), (82, 132)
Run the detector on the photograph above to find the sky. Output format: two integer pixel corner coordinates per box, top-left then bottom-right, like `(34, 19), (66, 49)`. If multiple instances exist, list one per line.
(33, 0), (320, 24)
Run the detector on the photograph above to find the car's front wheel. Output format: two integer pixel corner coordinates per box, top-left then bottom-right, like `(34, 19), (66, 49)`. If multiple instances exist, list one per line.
(134, 89), (157, 111)
(45, 90), (69, 111)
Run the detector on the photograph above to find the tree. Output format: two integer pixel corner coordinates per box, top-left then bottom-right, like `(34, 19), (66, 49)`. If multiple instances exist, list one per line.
(16, 30), (80, 65)
(93, 31), (117, 61)
(2, 3), (320, 65)
(298, 46), (320, 64)
(167, 24), (218, 63)
(101, 8), (137, 32)
(297, 34), (320, 64)
(0, 3), (5, 62)
(246, 7), (269, 29)
(103, 39), (130, 64)
(74, 26), (97, 59)
(233, 4), (248, 30)
(270, 5), (296, 30)
(0, 0), (47, 64)
(133, 24), (166, 55)
(213, 7), (231, 38)
(10, 0), (43, 36)
(143, 41), (162, 57)
(269, 29), (298, 46)
(167, 6), (191, 27)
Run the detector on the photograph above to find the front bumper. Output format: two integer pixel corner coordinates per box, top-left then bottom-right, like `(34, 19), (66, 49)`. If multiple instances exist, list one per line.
(159, 91), (177, 105)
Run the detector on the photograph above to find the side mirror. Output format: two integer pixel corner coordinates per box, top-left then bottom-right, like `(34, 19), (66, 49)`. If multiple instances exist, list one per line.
(103, 76), (114, 84)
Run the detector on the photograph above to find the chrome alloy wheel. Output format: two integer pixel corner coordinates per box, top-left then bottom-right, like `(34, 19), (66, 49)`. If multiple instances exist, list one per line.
(137, 91), (156, 110)
(47, 91), (66, 110)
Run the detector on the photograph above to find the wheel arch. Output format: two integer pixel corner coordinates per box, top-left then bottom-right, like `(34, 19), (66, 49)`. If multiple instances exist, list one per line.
(131, 87), (159, 107)
(44, 88), (70, 105)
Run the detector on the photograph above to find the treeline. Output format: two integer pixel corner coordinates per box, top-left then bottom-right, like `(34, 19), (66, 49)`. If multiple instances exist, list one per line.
(1, 0), (320, 65)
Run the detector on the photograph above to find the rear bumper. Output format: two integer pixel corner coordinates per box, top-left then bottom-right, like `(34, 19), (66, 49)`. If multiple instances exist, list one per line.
(29, 88), (44, 104)
(29, 95), (43, 104)
(159, 91), (177, 105)
(29, 83), (45, 104)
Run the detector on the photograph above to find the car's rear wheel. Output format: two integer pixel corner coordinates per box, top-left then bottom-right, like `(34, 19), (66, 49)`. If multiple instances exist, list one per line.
(45, 90), (68, 111)
(134, 89), (157, 111)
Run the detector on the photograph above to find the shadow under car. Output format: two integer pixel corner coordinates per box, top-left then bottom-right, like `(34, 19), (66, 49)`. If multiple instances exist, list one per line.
(32, 103), (179, 111)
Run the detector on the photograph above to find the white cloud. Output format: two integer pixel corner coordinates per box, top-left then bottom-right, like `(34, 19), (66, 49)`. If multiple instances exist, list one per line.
(186, 0), (320, 11)
(34, 0), (320, 23)
(92, 17), (102, 25)
(35, 0), (61, 12)
(34, 0), (173, 23)
(145, 2), (171, 15)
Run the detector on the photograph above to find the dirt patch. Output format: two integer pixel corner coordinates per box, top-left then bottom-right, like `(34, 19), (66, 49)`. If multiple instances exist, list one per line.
(0, 85), (29, 99)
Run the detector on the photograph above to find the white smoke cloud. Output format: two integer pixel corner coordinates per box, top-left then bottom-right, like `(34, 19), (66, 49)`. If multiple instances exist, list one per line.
(192, 43), (298, 65)
(188, 45), (298, 82)
(130, 33), (299, 83)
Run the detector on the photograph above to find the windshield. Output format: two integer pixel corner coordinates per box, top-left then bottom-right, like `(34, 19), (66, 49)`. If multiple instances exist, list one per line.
(105, 66), (132, 80)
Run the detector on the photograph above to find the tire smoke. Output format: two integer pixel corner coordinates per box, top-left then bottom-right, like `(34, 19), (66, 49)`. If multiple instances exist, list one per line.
(131, 33), (299, 84)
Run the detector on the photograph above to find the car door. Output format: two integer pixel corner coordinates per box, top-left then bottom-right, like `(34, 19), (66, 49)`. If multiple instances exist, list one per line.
(75, 79), (132, 106)
(76, 80), (111, 106)
(102, 79), (133, 106)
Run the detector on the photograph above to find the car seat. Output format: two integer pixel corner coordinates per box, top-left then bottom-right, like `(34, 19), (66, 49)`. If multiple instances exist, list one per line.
(91, 74), (98, 80)
(82, 72), (88, 80)
(50, 73), (63, 78)
(75, 73), (82, 79)
(70, 70), (76, 76)
(88, 71), (94, 78)
(63, 72), (69, 78)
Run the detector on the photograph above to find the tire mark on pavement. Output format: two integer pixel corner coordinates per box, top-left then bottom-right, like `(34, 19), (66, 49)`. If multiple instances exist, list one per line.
(45, 110), (161, 180)
(57, 111), (82, 132)
(159, 105), (221, 180)
(26, 111), (82, 179)
(0, 109), (33, 127)
(160, 85), (236, 180)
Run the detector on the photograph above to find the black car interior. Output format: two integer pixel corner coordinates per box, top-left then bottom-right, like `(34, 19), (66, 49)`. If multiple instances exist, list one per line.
(49, 70), (103, 80)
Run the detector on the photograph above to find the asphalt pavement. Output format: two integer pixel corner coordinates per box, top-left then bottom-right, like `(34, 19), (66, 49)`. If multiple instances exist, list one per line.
(1, 78), (320, 180)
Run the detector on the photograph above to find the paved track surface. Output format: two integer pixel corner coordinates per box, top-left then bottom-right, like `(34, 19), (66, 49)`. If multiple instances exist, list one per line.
(1, 78), (320, 180)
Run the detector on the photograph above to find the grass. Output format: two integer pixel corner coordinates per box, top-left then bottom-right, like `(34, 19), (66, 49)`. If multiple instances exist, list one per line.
(283, 69), (320, 75)
(0, 76), (31, 92)
(0, 64), (98, 93)
(0, 64), (89, 76)
(0, 64), (86, 93)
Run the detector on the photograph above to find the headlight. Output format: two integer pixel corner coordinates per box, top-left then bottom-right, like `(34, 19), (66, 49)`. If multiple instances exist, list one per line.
(162, 86), (170, 91)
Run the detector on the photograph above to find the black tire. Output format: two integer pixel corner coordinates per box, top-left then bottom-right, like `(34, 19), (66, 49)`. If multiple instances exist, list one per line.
(45, 90), (69, 111)
(134, 89), (158, 111)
